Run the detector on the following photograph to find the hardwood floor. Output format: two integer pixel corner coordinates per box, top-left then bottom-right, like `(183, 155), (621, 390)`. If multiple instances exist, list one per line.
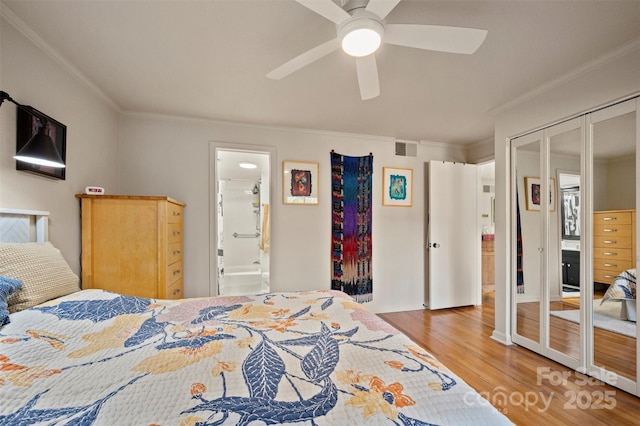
(517, 297), (636, 380)
(378, 293), (640, 425)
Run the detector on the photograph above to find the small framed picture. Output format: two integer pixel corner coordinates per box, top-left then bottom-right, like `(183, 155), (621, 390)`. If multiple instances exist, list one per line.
(382, 167), (413, 207)
(283, 160), (319, 205)
(525, 176), (556, 211)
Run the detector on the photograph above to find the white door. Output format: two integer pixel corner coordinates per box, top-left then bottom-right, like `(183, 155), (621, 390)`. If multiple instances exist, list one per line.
(426, 161), (480, 309)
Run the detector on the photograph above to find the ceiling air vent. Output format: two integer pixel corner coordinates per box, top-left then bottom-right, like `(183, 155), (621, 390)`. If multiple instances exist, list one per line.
(395, 141), (417, 157)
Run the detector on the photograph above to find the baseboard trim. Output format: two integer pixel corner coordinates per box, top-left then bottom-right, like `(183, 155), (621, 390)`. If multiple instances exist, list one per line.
(491, 330), (513, 346)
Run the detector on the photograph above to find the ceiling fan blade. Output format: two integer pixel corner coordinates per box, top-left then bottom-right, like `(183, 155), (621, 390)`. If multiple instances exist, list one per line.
(267, 39), (340, 80)
(365, 0), (402, 20)
(385, 24), (488, 54)
(355, 55), (380, 100)
(295, 0), (351, 24)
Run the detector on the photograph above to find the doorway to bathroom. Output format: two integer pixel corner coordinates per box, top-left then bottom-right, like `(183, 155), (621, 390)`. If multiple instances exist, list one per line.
(211, 143), (274, 296)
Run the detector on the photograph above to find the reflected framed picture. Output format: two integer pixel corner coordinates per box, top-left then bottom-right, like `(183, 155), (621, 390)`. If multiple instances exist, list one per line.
(561, 187), (580, 240)
(382, 167), (413, 207)
(525, 176), (555, 211)
(16, 106), (66, 180)
(283, 160), (318, 205)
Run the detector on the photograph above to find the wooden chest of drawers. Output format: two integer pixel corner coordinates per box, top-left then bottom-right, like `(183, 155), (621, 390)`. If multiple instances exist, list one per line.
(76, 195), (186, 299)
(593, 209), (635, 285)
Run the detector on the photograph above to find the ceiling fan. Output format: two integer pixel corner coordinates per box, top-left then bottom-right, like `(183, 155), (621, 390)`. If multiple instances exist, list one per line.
(267, 0), (488, 100)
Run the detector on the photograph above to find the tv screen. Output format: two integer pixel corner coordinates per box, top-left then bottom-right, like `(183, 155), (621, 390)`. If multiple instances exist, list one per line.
(16, 106), (66, 180)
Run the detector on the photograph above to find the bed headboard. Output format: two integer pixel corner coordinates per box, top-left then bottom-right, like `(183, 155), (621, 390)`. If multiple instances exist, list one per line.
(0, 208), (49, 243)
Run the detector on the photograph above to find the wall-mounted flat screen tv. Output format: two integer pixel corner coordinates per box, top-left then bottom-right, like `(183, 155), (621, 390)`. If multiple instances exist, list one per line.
(16, 106), (66, 180)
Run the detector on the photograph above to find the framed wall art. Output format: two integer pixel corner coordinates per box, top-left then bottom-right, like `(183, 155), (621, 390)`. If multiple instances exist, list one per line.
(283, 160), (318, 205)
(525, 176), (556, 211)
(560, 186), (580, 240)
(382, 167), (413, 207)
(16, 106), (67, 180)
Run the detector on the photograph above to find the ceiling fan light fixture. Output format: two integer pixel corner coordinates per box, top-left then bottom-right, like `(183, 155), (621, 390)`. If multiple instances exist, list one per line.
(342, 28), (381, 57)
(339, 17), (384, 57)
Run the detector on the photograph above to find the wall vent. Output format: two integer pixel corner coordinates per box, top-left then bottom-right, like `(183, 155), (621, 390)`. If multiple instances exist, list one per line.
(395, 141), (417, 157)
(483, 185), (495, 193)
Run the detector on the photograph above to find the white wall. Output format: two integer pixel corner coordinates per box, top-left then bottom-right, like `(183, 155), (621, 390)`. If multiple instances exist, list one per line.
(118, 114), (466, 313)
(493, 41), (640, 344)
(0, 15), (120, 274)
(605, 155), (635, 210)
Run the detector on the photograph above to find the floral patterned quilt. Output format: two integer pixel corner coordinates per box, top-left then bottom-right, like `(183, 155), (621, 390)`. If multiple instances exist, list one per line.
(0, 289), (511, 425)
(602, 269), (636, 301)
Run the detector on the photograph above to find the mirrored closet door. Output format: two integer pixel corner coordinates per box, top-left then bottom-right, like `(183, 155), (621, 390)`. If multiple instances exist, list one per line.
(588, 99), (637, 394)
(511, 96), (639, 396)
(511, 131), (543, 351)
(547, 117), (584, 368)
(511, 117), (584, 370)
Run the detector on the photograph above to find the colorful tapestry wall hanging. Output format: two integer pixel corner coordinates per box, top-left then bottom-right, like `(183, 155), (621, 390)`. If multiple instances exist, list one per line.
(330, 151), (373, 303)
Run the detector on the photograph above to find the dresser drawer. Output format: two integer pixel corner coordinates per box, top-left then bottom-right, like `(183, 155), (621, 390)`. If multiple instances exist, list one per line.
(593, 223), (633, 237)
(594, 211), (632, 226)
(167, 203), (183, 224)
(168, 242), (183, 264)
(593, 258), (633, 272)
(593, 235), (633, 249)
(166, 279), (183, 299)
(593, 247), (632, 261)
(167, 260), (183, 283)
(168, 223), (183, 244)
(594, 269), (619, 285)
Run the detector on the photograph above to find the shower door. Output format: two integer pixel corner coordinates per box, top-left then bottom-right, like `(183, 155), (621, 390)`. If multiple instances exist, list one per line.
(211, 144), (275, 297)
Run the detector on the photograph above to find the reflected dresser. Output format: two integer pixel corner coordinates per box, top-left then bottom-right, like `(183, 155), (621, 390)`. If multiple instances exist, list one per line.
(593, 209), (636, 287)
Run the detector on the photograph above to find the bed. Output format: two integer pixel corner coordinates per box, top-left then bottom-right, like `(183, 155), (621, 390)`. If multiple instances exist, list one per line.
(601, 268), (637, 322)
(0, 210), (511, 425)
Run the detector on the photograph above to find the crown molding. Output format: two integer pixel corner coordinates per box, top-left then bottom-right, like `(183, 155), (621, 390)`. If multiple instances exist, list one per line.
(490, 37), (640, 116)
(122, 110), (399, 143)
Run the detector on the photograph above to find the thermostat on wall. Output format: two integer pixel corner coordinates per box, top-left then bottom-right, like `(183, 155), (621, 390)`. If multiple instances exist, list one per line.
(85, 186), (105, 195)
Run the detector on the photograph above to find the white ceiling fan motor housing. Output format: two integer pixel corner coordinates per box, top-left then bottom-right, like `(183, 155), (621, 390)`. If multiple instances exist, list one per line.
(337, 9), (385, 57)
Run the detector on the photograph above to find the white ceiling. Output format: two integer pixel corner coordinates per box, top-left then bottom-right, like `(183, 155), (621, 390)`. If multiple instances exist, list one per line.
(2, 0), (639, 145)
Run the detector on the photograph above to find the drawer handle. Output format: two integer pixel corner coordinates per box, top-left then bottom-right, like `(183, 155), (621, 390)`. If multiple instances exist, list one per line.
(173, 250), (181, 255)
(603, 274), (614, 279)
(603, 229), (617, 233)
(173, 288), (181, 296)
(172, 211), (181, 216)
(603, 252), (617, 256)
(603, 263), (617, 268)
(602, 217), (617, 221)
(173, 269), (181, 275)
(603, 240), (617, 244)
(173, 231), (181, 236)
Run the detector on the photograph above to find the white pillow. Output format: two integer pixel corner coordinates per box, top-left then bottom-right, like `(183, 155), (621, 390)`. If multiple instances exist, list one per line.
(0, 242), (79, 313)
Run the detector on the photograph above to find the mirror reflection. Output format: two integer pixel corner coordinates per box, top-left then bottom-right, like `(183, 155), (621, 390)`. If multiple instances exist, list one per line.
(592, 110), (636, 381)
(548, 121), (582, 360)
(512, 99), (638, 393)
(514, 136), (542, 344)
